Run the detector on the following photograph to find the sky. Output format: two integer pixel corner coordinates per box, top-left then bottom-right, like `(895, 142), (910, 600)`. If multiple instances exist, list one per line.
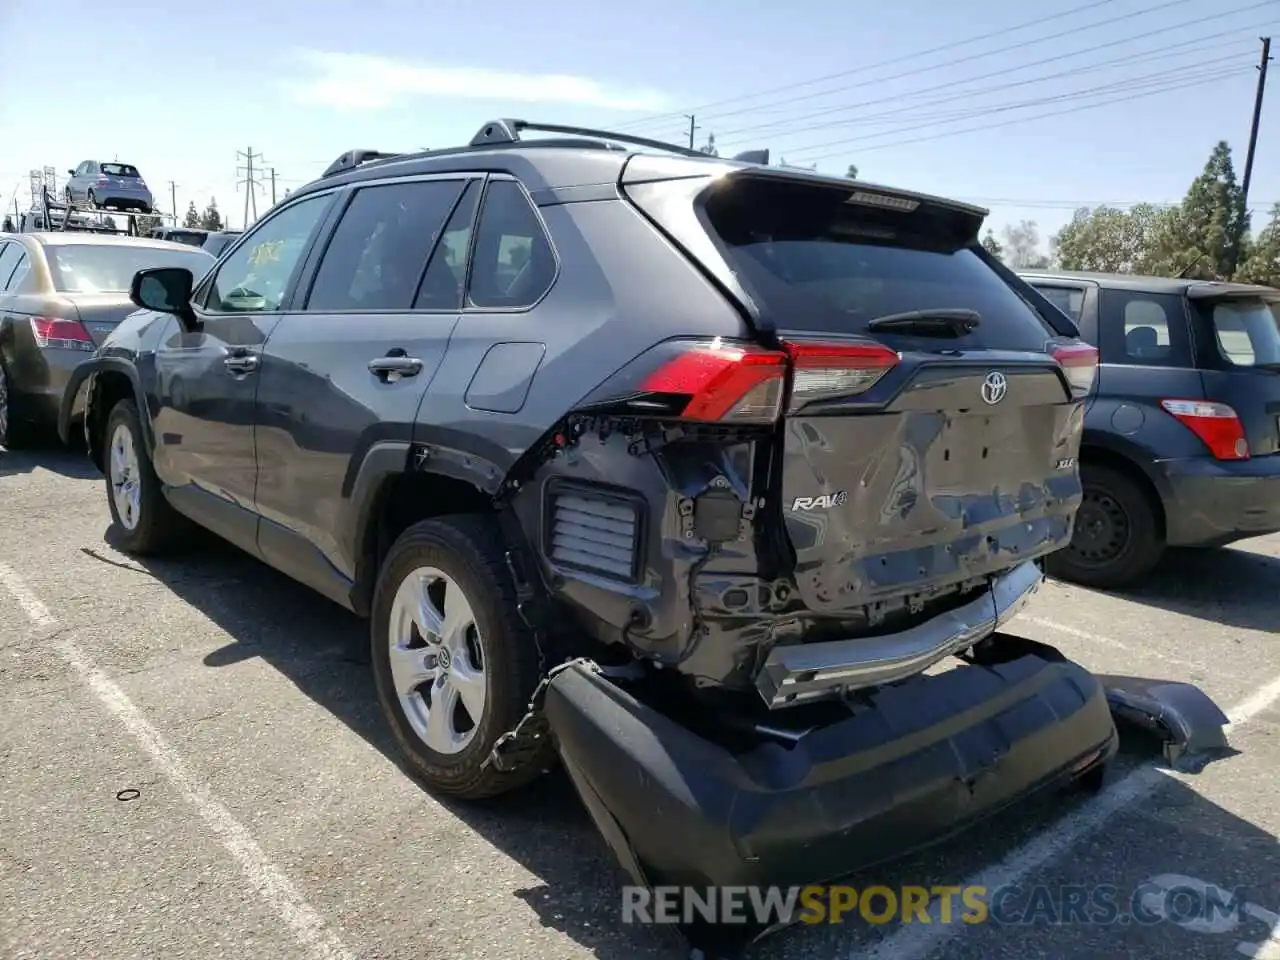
(1, 0), (1277, 250)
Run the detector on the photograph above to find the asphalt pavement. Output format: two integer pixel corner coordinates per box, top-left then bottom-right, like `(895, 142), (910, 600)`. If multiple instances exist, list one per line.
(2, 445), (1278, 960)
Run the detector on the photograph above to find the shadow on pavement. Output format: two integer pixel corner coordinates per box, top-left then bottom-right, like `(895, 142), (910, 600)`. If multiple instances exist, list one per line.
(1103, 543), (1280, 633)
(0, 439), (97, 480)
(97, 528), (1274, 960)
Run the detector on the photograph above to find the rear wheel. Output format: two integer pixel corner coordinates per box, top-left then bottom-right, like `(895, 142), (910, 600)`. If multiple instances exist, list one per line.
(103, 398), (187, 553)
(0, 361), (33, 450)
(1046, 462), (1164, 589)
(370, 514), (551, 799)
(87, 188), (98, 208)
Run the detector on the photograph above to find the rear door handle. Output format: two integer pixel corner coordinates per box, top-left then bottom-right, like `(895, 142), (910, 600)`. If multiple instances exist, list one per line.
(223, 354), (259, 374)
(368, 356), (424, 380)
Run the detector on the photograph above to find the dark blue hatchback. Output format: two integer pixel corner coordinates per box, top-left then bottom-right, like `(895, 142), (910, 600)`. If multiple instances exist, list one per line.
(1020, 270), (1280, 587)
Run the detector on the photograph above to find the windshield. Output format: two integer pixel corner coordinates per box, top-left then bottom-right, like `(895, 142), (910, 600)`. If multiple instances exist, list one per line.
(1205, 299), (1280, 367)
(45, 243), (214, 293)
(100, 163), (140, 178)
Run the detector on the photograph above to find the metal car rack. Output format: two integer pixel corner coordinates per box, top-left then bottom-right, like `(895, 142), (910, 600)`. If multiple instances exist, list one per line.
(320, 118), (768, 180)
(36, 185), (155, 236)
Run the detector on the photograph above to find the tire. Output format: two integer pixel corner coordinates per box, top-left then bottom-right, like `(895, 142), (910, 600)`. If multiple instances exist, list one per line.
(87, 189), (98, 208)
(0, 360), (33, 450)
(370, 514), (552, 800)
(63, 187), (73, 205)
(102, 398), (187, 554)
(1045, 462), (1164, 589)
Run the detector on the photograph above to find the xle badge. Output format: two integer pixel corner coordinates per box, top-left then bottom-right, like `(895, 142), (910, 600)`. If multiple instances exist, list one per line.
(791, 491), (848, 511)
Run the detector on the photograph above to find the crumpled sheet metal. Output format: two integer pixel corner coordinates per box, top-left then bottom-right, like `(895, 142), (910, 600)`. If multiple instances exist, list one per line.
(1099, 675), (1236, 773)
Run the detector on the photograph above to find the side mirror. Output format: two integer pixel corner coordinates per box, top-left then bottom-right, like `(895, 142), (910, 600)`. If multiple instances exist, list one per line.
(130, 267), (200, 332)
(68, 169), (76, 177)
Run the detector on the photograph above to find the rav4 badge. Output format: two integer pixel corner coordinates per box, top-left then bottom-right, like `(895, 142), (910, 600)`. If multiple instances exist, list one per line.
(791, 491), (849, 511)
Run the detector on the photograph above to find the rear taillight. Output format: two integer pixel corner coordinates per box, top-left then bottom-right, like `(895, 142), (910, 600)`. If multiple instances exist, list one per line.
(1160, 399), (1249, 460)
(1052, 343), (1098, 398)
(638, 341), (788, 423)
(30, 316), (95, 352)
(785, 340), (899, 413)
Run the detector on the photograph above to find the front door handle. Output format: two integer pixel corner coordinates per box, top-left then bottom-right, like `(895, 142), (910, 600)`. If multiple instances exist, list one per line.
(223, 354), (260, 374)
(368, 356), (424, 380)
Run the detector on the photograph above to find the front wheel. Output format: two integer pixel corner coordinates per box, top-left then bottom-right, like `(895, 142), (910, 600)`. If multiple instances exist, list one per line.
(370, 514), (552, 799)
(1046, 463), (1164, 589)
(103, 398), (187, 553)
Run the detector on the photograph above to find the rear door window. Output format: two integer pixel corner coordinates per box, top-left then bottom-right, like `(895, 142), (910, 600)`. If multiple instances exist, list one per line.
(415, 181), (480, 311)
(700, 177), (1056, 351)
(1097, 289), (1191, 367)
(305, 179), (466, 313)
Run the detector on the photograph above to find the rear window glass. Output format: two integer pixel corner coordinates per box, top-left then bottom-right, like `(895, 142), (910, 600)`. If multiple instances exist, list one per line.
(46, 243), (213, 293)
(1206, 299), (1280, 366)
(703, 178), (1055, 350)
(100, 164), (140, 178)
(1033, 285), (1084, 322)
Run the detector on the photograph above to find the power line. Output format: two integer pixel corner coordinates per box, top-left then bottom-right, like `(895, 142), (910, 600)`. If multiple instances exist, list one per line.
(621, 0), (1209, 131)
(712, 17), (1270, 144)
(796, 68), (1246, 164)
(613, 0), (1126, 129)
(748, 59), (1248, 157)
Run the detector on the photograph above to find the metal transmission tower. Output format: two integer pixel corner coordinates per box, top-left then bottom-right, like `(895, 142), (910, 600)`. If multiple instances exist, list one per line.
(236, 147), (266, 226)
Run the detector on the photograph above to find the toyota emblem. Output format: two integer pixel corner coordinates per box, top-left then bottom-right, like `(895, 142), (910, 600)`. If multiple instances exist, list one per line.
(981, 371), (1008, 405)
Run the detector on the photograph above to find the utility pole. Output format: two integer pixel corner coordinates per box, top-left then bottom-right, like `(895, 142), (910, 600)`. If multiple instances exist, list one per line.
(270, 167), (277, 206)
(168, 181), (178, 225)
(1232, 36), (1271, 276)
(236, 147), (265, 226)
(685, 114), (698, 149)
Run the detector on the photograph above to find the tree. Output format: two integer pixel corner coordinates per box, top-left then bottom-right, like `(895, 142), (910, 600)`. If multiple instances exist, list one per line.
(1236, 203), (1280, 287)
(698, 132), (719, 157)
(132, 213), (163, 236)
(1050, 204), (1175, 274)
(845, 163), (859, 180)
(199, 198), (224, 231)
(1155, 141), (1249, 280)
(980, 228), (1003, 259)
(1001, 219), (1050, 268)
(183, 201), (201, 228)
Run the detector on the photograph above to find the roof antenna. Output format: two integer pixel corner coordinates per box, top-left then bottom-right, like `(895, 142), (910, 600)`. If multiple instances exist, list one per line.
(1175, 253), (1206, 279)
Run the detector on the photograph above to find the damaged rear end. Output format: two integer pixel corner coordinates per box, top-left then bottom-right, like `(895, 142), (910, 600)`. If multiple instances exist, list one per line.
(502, 159), (1119, 938)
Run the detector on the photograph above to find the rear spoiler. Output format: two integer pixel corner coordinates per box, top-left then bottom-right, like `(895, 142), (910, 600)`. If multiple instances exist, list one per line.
(1186, 282), (1280, 301)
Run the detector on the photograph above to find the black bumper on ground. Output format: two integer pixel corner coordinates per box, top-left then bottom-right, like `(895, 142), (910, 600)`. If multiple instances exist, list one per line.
(543, 637), (1118, 894)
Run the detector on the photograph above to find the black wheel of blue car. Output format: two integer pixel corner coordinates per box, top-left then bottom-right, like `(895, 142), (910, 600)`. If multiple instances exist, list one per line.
(1046, 463), (1163, 589)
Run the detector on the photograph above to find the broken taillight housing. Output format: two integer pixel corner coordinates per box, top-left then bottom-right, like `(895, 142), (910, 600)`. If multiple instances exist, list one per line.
(1159, 399), (1250, 460)
(635, 338), (901, 423)
(1052, 342), (1099, 398)
(638, 341), (788, 423)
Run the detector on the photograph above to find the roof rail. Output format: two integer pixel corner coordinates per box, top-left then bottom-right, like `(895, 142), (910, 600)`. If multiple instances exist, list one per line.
(321, 149), (407, 179)
(468, 119), (708, 158)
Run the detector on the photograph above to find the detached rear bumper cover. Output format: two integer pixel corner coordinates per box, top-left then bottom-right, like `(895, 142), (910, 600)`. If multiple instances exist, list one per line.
(545, 644), (1117, 891)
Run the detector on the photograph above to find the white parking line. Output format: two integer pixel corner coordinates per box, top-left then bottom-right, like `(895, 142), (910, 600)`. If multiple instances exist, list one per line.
(0, 563), (355, 960)
(1016, 615), (1205, 671)
(856, 670), (1280, 960)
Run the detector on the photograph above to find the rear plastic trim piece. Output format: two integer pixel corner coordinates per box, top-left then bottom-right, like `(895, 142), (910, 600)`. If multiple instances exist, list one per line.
(755, 560), (1042, 709)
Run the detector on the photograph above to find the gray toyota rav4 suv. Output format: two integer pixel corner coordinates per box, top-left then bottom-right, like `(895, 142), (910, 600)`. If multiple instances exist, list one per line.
(63, 120), (1125, 951)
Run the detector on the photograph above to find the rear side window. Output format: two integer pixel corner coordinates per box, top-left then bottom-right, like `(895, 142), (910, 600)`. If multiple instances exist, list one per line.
(1204, 299), (1280, 367)
(306, 179), (465, 312)
(1097, 289), (1191, 367)
(415, 181), (480, 311)
(701, 177), (1055, 350)
(466, 180), (556, 309)
(1032, 284), (1085, 322)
